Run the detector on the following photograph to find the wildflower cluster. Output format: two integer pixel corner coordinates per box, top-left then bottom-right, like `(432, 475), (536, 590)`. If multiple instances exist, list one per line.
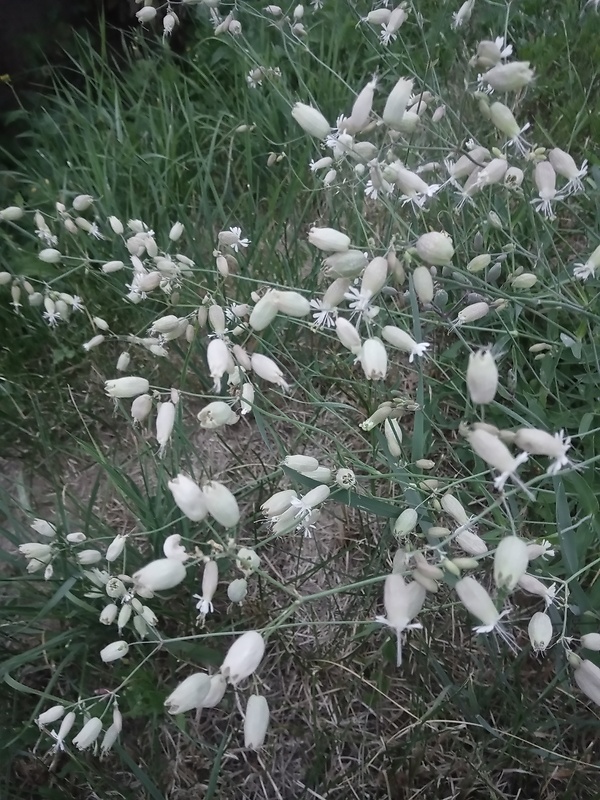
(5, 0), (599, 775)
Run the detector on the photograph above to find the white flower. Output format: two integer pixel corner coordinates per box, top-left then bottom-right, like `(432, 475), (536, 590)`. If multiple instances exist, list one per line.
(526, 539), (556, 561)
(218, 226), (250, 252)
(455, 576), (516, 652)
(376, 574), (425, 667)
(309, 298), (337, 328)
(289, 485), (330, 521)
(513, 427), (572, 475)
(381, 326), (430, 362)
(573, 244), (600, 282)
(517, 574), (557, 607)
(548, 148), (588, 195)
(194, 560), (219, 616)
(50, 711), (76, 752)
(251, 352), (290, 391)
(531, 161), (560, 219)
(489, 102), (530, 155)
(466, 427), (529, 494)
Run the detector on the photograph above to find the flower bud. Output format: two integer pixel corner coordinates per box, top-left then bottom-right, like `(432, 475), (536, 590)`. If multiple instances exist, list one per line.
(168, 474), (208, 522)
(493, 535), (528, 591)
(283, 455), (319, 473)
(573, 659), (600, 706)
(100, 640), (129, 663)
(382, 77), (414, 130)
(156, 401), (176, 456)
(133, 558), (187, 592)
(466, 348), (498, 404)
(105, 535), (127, 562)
(102, 259), (125, 273)
(228, 578), (249, 603)
(324, 250), (367, 277)
(0, 205), (24, 221)
(203, 481), (240, 528)
(197, 400), (239, 429)
(72, 718), (103, 750)
(360, 256), (388, 296)
(394, 508), (418, 536)
(412, 265), (434, 304)
(415, 231), (454, 266)
(36, 705), (66, 727)
(335, 317), (362, 354)
(169, 221), (184, 241)
(291, 102), (330, 139)
(528, 611), (553, 653)
(456, 302), (489, 326)
(131, 394), (153, 424)
(308, 226), (350, 253)
(221, 631), (266, 685)
(100, 603), (119, 625)
(384, 418), (403, 457)
(207, 338), (234, 392)
(76, 549), (102, 565)
(164, 673), (211, 714)
(244, 695), (270, 749)
(136, 6), (157, 23)
(249, 292), (279, 331)
(510, 272), (537, 289)
(105, 377), (149, 399)
(381, 326), (430, 362)
(274, 290), (311, 317)
(39, 248), (61, 264)
(455, 529), (488, 556)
